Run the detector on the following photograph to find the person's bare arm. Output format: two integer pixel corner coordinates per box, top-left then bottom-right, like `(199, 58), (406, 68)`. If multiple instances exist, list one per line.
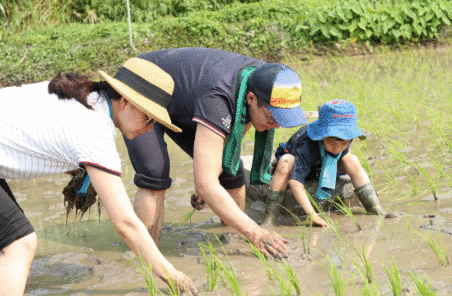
(193, 123), (288, 259)
(85, 166), (198, 295)
(288, 179), (328, 227)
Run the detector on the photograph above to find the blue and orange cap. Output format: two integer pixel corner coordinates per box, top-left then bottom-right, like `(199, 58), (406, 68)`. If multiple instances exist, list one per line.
(248, 63), (306, 128)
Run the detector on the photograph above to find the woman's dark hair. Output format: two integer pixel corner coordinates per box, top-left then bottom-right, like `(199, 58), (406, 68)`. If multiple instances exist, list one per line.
(48, 72), (121, 109)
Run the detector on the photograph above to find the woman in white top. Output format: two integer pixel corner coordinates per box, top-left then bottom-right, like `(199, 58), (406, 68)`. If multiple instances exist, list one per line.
(0, 58), (197, 295)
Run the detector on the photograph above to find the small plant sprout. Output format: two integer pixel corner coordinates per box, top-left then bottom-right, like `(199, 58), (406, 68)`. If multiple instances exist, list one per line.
(413, 162), (438, 201)
(245, 239), (277, 283)
(403, 216), (415, 249)
(281, 205), (313, 254)
(280, 260), (301, 295)
(384, 263), (403, 296)
(126, 254), (159, 295)
(421, 230), (450, 267)
(214, 236), (242, 296)
(168, 208), (197, 227)
(409, 272), (437, 296)
(198, 242), (220, 291)
(351, 244), (374, 284)
(326, 255), (350, 296)
(165, 271), (181, 296)
(332, 197), (361, 231)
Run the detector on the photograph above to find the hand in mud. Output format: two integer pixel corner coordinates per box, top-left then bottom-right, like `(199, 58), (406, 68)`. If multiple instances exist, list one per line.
(164, 270), (198, 296)
(311, 214), (329, 228)
(253, 229), (289, 260)
(190, 194), (206, 211)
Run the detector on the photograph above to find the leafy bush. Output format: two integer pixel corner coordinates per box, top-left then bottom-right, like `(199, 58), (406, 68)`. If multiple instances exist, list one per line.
(293, 0), (452, 44)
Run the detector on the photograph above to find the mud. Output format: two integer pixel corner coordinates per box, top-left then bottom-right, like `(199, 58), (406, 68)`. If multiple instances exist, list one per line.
(4, 49), (451, 295)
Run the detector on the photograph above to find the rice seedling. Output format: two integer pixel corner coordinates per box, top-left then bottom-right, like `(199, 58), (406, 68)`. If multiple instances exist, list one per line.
(331, 197), (361, 231)
(383, 263), (403, 296)
(351, 244), (374, 284)
(214, 236), (242, 296)
(375, 162), (397, 189)
(403, 216), (415, 249)
(168, 208), (196, 227)
(281, 205), (313, 254)
(420, 230), (450, 267)
(126, 254), (160, 295)
(164, 272), (181, 296)
(413, 162), (438, 201)
(406, 171), (420, 197)
(409, 272), (437, 296)
(359, 280), (380, 296)
(306, 193), (342, 241)
(280, 260), (301, 295)
(245, 239), (277, 283)
(275, 271), (293, 296)
(326, 255), (349, 296)
(198, 241), (220, 291)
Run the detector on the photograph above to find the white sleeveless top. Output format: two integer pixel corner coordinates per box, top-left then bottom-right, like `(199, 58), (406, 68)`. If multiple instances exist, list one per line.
(0, 81), (121, 179)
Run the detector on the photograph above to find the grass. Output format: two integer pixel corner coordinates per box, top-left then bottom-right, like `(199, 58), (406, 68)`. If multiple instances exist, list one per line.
(421, 230), (450, 268)
(351, 244), (374, 284)
(384, 263), (403, 296)
(332, 197), (361, 231)
(409, 272), (437, 296)
(126, 254), (160, 295)
(199, 242), (221, 291)
(326, 255), (349, 296)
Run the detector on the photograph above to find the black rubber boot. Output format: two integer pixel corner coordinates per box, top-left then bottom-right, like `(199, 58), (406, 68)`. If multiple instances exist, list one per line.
(261, 189), (285, 226)
(354, 183), (386, 216)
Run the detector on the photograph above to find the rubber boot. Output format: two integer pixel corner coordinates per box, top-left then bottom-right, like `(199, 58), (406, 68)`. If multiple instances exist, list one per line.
(261, 189), (285, 226)
(354, 183), (386, 216)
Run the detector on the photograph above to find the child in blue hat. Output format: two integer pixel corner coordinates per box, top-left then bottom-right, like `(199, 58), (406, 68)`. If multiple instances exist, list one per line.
(263, 99), (386, 227)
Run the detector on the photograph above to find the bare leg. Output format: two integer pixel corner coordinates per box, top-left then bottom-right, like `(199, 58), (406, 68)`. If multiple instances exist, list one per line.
(338, 153), (370, 189)
(133, 188), (166, 246)
(227, 185), (246, 211)
(0, 232), (37, 296)
(269, 154), (295, 191)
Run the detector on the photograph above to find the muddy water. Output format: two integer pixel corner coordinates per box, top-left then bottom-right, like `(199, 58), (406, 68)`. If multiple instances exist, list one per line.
(10, 49), (452, 295)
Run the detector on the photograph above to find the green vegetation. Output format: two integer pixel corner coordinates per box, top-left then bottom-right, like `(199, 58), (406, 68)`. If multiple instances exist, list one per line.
(2, 0), (452, 86)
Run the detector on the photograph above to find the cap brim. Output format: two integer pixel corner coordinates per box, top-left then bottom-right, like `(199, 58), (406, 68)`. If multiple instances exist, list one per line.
(307, 121), (366, 141)
(99, 70), (182, 133)
(268, 105), (307, 128)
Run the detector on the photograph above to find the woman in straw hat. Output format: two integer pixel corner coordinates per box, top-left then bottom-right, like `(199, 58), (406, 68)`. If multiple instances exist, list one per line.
(0, 58), (197, 295)
(123, 47), (307, 260)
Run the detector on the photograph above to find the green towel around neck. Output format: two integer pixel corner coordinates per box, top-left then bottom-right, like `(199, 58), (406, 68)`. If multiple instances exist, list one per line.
(222, 66), (275, 185)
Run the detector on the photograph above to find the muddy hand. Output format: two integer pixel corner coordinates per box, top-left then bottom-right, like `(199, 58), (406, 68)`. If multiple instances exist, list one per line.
(164, 270), (198, 296)
(190, 194), (206, 211)
(253, 229), (289, 260)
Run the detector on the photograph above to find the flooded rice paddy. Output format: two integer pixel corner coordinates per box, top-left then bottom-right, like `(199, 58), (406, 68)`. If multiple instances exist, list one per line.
(8, 47), (452, 295)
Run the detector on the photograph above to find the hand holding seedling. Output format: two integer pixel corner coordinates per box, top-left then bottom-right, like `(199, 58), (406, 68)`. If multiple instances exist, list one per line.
(163, 270), (199, 295)
(252, 229), (289, 260)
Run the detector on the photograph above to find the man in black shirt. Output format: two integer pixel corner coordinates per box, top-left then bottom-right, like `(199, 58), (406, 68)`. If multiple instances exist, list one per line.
(124, 47), (306, 259)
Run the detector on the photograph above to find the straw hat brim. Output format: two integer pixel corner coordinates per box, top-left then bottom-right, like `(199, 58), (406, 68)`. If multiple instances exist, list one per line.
(99, 69), (182, 133)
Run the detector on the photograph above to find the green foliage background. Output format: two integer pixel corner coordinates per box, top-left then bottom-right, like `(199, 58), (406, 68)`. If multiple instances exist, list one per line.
(1, 0), (452, 86)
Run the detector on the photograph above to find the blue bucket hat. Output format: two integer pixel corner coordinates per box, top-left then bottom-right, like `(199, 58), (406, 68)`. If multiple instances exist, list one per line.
(307, 100), (366, 141)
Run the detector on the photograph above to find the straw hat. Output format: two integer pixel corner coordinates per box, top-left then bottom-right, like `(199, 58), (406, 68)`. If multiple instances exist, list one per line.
(99, 57), (182, 133)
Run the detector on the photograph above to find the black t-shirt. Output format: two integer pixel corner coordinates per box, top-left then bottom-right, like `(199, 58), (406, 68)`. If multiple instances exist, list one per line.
(138, 48), (265, 137)
(275, 126), (350, 184)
